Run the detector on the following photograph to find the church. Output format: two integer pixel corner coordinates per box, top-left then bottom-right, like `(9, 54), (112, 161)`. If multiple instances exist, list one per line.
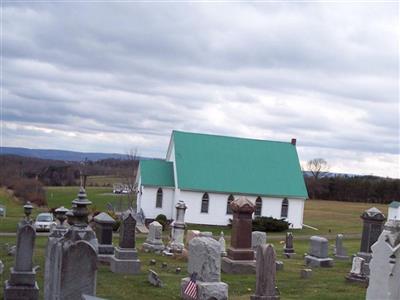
(135, 130), (308, 228)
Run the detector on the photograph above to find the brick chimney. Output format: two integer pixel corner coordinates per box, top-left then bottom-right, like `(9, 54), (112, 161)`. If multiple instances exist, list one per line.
(291, 138), (297, 145)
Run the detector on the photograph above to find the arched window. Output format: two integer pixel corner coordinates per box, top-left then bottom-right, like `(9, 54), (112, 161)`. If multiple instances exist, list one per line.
(201, 193), (209, 213)
(255, 197), (262, 216)
(156, 188), (163, 208)
(226, 194), (234, 214)
(281, 198), (289, 218)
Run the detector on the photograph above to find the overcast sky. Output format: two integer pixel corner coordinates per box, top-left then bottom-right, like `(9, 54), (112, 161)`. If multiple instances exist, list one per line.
(2, 2), (399, 178)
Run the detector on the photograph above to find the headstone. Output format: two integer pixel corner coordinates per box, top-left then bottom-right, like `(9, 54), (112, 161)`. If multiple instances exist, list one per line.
(250, 244), (280, 300)
(0, 260), (4, 274)
(181, 236), (228, 300)
(168, 201), (187, 253)
(149, 259), (156, 266)
(366, 219), (400, 299)
(46, 187), (98, 300)
(162, 262), (167, 269)
(300, 269), (312, 279)
(110, 210), (141, 274)
(176, 267), (181, 274)
(148, 269), (163, 287)
(219, 232), (227, 257)
(94, 212), (115, 264)
(44, 206), (69, 299)
(275, 261), (284, 271)
(334, 234), (349, 260)
(283, 232), (295, 256)
(252, 231), (267, 251)
(345, 256), (367, 285)
(222, 197), (256, 274)
(143, 221), (165, 253)
(304, 236), (334, 267)
(4, 202), (39, 300)
(0, 204), (6, 217)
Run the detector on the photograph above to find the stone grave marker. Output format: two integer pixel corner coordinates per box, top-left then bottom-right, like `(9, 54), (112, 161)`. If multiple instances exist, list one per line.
(181, 236), (228, 300)
(250, 244), (280, 300)
(4, 201), (39, 300)
(283, 232), (295, 256)
(219, 231), (227, 257)
(366, 219), (400, 299)
(110, 210), (141, 274)
(252, 231), (266, 251)
(168, 201), (187, 253)
(143, 221), (165, 253)
(94, 212), (115, 264)
(300, 269), (312, 279)
(222, 197), (256, 274)
(148, 269), (163, 287)
(334, 234), (349, 260)
(345, 256), (367, 285)
(304, 236), (333, 267)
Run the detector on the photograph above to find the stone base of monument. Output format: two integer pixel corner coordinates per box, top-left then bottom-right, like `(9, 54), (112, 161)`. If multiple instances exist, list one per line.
(250, 293), (280, 300)
(305, 255), (334, 268)
(97, 254), (113, 265)
(356, 252), (371, 276)
(345, 273), (368, 287)
(335, 254), (350, 261)
(142, 241), (165, 253)
(110, 247), (141, 274)
(98, 244), (114, 255)
(283, 248), (295, 257)
(181, 278), (228, 300)
(221, 257), (256, 274)
(4, 280), (39, 300)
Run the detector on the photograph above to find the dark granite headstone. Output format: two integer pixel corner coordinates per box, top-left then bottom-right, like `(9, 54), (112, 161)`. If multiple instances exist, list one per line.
(94, 212), (115, 257)
(283, 232), (295, 255)
(119, 212), (136, 249)
(359, 207), (386, 255)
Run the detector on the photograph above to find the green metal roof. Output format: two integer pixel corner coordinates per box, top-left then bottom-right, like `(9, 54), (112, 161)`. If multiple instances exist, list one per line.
(139, 160), (175, 187)
(389, 201), (400, 208)
(172, 130), (308, 198)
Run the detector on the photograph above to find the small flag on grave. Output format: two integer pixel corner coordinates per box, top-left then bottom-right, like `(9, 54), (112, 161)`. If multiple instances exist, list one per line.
(183, 272), (198, 299)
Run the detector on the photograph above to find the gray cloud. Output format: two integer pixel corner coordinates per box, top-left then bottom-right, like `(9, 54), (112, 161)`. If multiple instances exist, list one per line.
(3, 2), (399, 177)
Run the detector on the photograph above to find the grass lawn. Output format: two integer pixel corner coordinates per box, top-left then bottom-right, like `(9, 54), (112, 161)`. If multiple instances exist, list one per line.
(0, 235), (366, 300)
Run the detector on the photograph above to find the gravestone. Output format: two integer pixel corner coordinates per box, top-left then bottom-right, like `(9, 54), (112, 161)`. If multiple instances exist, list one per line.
(219, 232), (227, 257)
(275, 261), (284, 271)
(148, 269), (163, 287)
(222, 197), (256, 274)
(366, 219), (400, 300)
(185, 230), (201, 247)
(0, 260), (4, 275)
(345, 256), (367, 285)
(0, 204), (6, 217)
(252, 231), (266, 251)
(334, 234), (349, 260)
(168, 201), (187, 253)
(44, 206), (69, 300)
(304, 236), (334, 267)
(53, 187), (98, 300)
(110, 210), (141, 274)
(251, 244), (280, 300)
(4, 202), (39, 300)
(283, 232), (295, 256)
(143, 221), (165, 253)
(300, 269), (312, 279)
(94, 212), (115, 264)
(181, 236), (228, 300)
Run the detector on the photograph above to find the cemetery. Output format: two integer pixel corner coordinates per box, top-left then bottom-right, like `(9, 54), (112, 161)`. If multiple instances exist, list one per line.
(0, 184), (398, 299)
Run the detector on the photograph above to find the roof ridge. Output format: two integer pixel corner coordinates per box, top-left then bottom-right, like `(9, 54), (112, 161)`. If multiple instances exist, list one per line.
(172, 130), (294, 145)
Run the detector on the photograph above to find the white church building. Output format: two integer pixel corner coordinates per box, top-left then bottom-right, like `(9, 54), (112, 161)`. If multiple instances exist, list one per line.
(135, 130), (308, 228)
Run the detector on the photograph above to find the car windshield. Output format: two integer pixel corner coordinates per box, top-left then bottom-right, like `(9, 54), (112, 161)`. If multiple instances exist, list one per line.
(37, 215), (52, 222)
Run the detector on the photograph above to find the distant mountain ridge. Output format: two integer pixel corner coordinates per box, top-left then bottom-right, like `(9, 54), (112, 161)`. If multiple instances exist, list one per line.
(0, 147), (152, 161)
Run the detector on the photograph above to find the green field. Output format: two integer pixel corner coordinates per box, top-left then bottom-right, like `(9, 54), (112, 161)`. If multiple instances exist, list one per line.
(0, 186), (389, 299)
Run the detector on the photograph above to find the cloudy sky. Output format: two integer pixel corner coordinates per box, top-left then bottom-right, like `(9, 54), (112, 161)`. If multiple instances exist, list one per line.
(2, 2), (399, 178)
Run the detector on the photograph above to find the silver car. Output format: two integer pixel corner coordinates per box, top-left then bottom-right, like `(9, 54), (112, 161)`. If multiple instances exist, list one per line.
(34, 213), (56, 232)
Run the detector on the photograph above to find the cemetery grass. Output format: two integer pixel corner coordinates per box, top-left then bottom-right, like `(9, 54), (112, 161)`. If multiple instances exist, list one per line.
(0, 235), (366, 300)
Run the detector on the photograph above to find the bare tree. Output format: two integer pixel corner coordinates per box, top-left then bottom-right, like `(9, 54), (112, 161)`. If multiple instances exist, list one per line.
(306, 158), (329, 180)
(122, 148), (139, 209)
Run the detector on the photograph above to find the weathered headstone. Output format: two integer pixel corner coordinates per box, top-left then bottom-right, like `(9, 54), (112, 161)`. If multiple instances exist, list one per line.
(4, 202), (39, 300)
(345, 256), (367, 285)
(366, 219), (400, 299)
(148, 269), (163, 287)
(250, 244), (280, 300)
(110, 210), (141, 274)
(283, 232), (295, 256)
(0, 260), (4, 275)
(252, 231), (267, 251)
(222, 197), (256, 274)
(334, 234), (349, 260)
(94, 212), (115, 264)
(181, 236), (228, 300)
(304, 236), (334, 267)
(168, 201), (187, 253)
(275, 261), (284, 271)
(219, 231), (227, 257)
(143, 221), (165, 253)
(44, 206), (69, 300)
(55, 187), (98, 299)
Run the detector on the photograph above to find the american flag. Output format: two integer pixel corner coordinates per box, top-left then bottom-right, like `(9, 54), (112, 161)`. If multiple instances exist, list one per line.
(183, 272), (198, 299)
